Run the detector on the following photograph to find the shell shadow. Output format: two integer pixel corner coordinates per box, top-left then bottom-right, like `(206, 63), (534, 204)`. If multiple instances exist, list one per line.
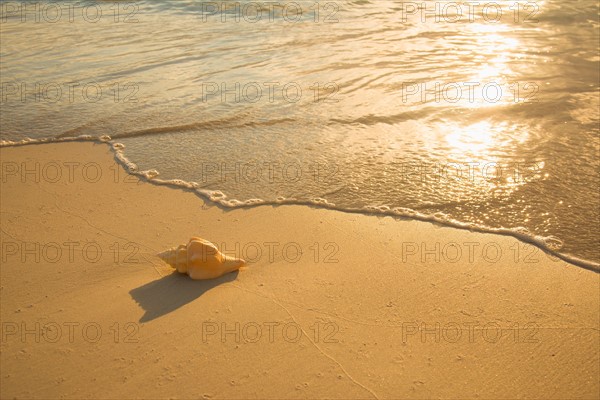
(130, 271), (239, 323)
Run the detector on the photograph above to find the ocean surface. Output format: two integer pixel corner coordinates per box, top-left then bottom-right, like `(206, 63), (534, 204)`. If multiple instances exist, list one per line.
(1, 0), (598, 265)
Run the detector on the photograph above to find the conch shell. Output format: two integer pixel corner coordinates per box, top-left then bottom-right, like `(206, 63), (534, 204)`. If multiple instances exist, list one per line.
(158, 237), (245, 280)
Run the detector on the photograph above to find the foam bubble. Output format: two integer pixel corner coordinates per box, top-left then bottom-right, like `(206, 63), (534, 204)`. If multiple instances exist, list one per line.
(141, 169), (160, 179)
(0, 134), (110, 148)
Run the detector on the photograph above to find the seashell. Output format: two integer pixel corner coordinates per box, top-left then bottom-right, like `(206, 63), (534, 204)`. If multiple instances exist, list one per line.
(158, 237), (245, 280)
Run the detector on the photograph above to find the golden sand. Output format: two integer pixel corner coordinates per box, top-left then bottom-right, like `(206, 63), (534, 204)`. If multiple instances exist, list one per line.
(1, 142), (598, 399)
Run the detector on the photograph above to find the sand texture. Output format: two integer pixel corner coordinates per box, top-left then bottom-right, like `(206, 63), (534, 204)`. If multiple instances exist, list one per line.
(1, 142), (598, 399)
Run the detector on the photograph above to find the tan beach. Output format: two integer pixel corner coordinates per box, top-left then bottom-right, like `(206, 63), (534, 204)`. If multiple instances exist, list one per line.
(1, 141), (598, 399)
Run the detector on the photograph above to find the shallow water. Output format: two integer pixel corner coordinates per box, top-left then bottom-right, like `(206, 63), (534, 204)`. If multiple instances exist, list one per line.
(1, 0), (598, 263)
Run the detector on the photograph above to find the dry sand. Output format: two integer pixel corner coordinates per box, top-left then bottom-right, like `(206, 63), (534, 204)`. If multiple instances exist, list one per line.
(1, 142), (598, 399)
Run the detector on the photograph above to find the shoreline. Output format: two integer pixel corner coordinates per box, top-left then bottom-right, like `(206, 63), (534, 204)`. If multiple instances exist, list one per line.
(1, 141), (598, 398)
(2, 136), (599, 273)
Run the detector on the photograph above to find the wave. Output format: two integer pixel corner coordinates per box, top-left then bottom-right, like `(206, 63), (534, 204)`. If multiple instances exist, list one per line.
(57, 117), (298, 140)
